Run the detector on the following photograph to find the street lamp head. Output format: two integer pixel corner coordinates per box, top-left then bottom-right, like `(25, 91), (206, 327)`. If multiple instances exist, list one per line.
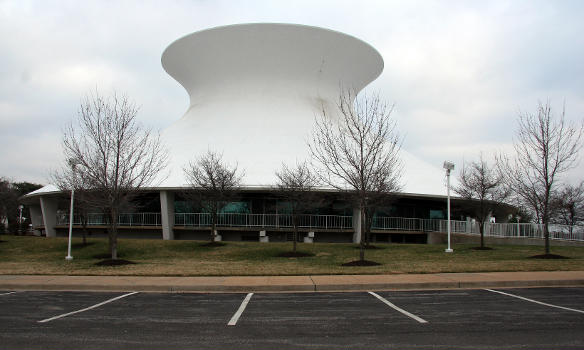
(443, 161), (455, 171)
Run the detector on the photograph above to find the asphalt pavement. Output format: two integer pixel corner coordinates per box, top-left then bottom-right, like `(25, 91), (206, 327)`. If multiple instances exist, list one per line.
(1, 287), (583, 349)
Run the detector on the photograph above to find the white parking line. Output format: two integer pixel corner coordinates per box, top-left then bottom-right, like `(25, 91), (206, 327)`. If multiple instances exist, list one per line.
(228, 293), (253, 326)
(485, 289), (584, 314)
(0, 292), (16, 296)
(38, 292), (139, 323)
(368, 291), (428, 323)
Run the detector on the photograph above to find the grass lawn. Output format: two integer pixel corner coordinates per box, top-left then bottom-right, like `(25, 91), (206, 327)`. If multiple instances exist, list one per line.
(0, 235), (583, 276)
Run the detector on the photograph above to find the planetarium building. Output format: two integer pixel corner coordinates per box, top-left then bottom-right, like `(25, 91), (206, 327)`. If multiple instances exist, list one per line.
(23, 24), (490, 244)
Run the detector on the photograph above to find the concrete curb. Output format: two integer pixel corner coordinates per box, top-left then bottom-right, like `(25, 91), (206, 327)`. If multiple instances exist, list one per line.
(1, 272), (583, 293)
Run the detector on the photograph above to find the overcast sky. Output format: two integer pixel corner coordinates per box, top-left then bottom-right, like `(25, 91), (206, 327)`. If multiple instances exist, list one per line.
(1, 0), (583, 186)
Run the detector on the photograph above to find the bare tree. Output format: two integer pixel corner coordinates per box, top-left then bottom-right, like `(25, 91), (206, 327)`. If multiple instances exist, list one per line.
(309, 88), (403, 263)
(183, 150), (243, 243)
(497, 101), (583, 255)
(454, 154), (508, 249)
(275, 162), (320, 254)
(60, 91), (168, 260)
(0, 178), (16, 236)
(0, 179), (42, 236)
(552, 182), (584, 232)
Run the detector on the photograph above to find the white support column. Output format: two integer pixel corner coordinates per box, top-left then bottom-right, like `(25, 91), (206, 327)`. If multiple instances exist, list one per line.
(160, 190), (175, 240)
(352, 208), (362, 244)
(259, 230), (269, 243)
(29, 203), (43, 236)
(39, 196), (58, 238)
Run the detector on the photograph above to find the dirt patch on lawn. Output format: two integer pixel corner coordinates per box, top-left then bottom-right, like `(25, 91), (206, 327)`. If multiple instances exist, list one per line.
(95, 259), (136, 266)
(342, 260), (382, 266)
(93, 253), (123, 259)
(529, 253), (570, 259)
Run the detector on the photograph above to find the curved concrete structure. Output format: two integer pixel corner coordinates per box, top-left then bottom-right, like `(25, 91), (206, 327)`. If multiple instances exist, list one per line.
(160, 23), (384, 187)
(20, 23), (474, 242)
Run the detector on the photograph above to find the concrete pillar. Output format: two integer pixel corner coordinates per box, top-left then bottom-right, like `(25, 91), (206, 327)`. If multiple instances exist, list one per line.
(40, 196), (58, 238)
(29, 203), (43, 236)
(259, 230), (269, 243)
(352, 207), (361, 243)
(160, 190), (175, 240)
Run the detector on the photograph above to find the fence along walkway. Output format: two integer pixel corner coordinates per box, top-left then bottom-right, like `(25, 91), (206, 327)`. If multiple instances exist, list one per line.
(372, 218), (583, 242)
(173, 213), (353, 230)
(56, 213), (584, 242)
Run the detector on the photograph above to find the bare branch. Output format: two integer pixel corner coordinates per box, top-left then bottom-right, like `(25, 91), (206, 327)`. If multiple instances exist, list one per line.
(552, 181), (584, 227)
(54, 90), (168, 259)
(309, 87), (403, 260)
(454, 154), (508, 248)
(497, 100), (584, 254)
(183, 150), (244, 241)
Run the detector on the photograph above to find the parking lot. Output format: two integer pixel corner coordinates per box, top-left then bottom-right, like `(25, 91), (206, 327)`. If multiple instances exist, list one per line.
(1, 287), (583, 349)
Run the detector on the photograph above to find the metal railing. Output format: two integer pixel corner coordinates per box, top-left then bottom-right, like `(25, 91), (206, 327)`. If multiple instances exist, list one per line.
(57, 213), (161, 226)
(481, 222), (584, 241)
(371, 217), (584, 242)
(174, 213), (353, 230)
(54, 211), (584, 242)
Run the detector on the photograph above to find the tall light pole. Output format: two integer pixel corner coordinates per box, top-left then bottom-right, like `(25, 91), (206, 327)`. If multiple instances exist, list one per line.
(516, 215), (521, 237)
(66, 159), (79, 261)
(443, 161), (455, 253)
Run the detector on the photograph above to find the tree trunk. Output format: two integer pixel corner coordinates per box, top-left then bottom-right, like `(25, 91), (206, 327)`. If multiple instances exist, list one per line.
(82, 226), (87, 245)
(363, 208), (370, 247)
(211, 202), (217, 241)
(211, 212), (216, 242)
(292, 214), (298, 253)
(109, 207), (118, 260)
(479, 220), (484, 248)
(544, 222), (550, 255)
(80, 214), (88, 246)
(359, 206), (366, 261)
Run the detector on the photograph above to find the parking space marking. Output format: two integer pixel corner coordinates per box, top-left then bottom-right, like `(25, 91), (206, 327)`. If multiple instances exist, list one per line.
(0, 292), (16, 296)
(368, 291), (428, 323)
(228, 293), (253, 326)
(38, 292), (139, 323)
(485, 289), (584, 314)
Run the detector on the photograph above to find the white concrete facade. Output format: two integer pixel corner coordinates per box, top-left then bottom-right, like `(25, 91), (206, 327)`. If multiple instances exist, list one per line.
(160, 191), (175, 240)
(159, 23), (447, 195)
(39, 196), (58, 238)
(160, 23), (384, 189)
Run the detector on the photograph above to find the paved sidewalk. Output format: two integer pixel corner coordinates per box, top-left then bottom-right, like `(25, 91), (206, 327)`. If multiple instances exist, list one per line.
(1, 271), (583, 293)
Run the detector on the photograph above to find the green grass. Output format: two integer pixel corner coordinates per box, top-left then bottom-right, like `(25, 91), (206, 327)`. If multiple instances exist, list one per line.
(0, 235), (583, 276)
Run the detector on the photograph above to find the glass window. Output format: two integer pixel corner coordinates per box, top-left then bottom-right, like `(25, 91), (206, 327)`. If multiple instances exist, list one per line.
(429, 209), (444, 219)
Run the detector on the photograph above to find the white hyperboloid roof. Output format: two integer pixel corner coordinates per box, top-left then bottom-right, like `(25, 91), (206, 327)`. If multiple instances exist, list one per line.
(158, 23), (448, 196)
